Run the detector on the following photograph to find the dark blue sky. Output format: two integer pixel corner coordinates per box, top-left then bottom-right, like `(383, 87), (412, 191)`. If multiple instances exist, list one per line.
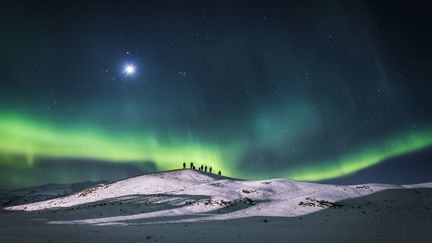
(0, 0), (431, 188)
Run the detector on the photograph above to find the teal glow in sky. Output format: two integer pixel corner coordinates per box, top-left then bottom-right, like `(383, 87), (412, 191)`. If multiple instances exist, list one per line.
(1, 111), (431, 185)
(1, 1), (432, 188)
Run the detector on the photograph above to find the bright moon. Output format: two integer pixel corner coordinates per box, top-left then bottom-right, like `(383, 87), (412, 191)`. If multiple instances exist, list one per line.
(124, 64), (136, 75)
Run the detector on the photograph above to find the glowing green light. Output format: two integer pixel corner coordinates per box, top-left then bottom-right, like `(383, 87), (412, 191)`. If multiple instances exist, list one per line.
(0, 112), (232, 174)
(1, 111), (431, 183)
(285, 129), (432, 181)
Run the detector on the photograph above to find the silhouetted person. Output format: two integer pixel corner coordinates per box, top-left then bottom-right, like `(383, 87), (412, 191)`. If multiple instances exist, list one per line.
(190, 162), (194, 169)
(183, 162), (186, 169)
(193, 165), (196, 170)
(204, 166), (207, 172)
(209, 167), (212, 173)
(218, 170), (221, 176)
(201, 165), (204, 171)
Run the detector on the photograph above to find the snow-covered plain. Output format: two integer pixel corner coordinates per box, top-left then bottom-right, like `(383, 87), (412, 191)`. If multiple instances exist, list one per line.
(1, 169), (432, 242)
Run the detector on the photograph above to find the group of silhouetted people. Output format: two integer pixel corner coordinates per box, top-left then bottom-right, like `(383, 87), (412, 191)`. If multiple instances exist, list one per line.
(182, 162), (222, 176)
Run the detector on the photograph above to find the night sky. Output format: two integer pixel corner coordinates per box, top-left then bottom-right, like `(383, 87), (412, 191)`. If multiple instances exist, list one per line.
(1, 0), (432, 188)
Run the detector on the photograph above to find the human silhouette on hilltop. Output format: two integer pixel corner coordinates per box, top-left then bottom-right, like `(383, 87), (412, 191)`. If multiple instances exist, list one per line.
(181, 162), (217, 175)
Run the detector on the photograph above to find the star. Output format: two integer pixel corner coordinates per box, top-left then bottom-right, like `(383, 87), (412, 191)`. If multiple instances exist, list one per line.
(123, 64), (136, 75)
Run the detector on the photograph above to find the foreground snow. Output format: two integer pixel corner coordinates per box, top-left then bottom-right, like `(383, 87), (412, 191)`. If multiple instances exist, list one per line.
(1, 169), (432, 242)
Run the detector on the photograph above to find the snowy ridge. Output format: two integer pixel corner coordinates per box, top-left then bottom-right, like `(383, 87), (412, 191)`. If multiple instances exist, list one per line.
(5, 169), (427, 226)
(2, 169), (432, 243)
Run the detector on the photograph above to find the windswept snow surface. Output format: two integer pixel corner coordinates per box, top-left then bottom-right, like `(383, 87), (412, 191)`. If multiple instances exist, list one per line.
(1, 169), (432, 242)
(3, 170), (421, 222)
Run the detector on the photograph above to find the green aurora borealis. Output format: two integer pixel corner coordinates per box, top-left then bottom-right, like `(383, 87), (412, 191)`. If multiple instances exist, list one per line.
(1, 111), (431, 182)
(0, 113), (227, 169)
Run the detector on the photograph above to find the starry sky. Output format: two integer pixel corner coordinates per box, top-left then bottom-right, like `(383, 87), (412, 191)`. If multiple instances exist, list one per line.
(1, 0), (432, 188)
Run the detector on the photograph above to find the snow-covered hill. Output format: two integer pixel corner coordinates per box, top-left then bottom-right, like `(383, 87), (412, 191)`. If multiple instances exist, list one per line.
(5, 169), (432, 223)
(1, 169), (432, 242)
